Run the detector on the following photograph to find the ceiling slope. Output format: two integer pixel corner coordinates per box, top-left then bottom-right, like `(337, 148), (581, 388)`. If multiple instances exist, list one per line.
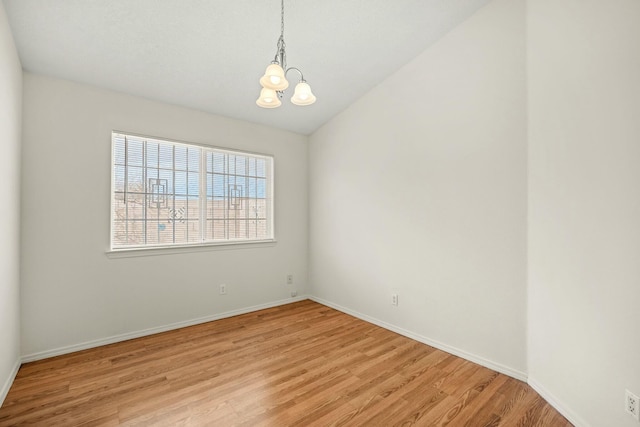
(3, 0), (490, 134)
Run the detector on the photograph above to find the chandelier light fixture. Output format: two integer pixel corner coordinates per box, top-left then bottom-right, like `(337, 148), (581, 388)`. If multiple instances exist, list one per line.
(256, 0), (316, 109)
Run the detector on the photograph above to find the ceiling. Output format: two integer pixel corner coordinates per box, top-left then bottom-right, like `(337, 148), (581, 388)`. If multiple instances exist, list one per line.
(3, 0), (490, 135)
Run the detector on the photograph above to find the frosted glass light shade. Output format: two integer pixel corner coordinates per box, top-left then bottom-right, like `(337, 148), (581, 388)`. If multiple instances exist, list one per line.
(256, 88), (281, 108)
(259, 63), (289, 91)
(290, 81), (316, 106)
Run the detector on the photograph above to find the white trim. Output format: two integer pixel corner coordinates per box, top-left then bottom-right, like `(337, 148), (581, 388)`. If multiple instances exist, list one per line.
(0, 358), (21, 407)
(21, 295), (307, 363)
(528, 376), (590, 427)
(106, 239), (277, 258)
(309, 296), (528, 382)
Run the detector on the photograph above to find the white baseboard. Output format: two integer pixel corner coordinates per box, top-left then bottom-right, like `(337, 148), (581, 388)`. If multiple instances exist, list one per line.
(309, 296), (528, 382)
(528, 376), (589, 427)
(0, 358), (21, 408)
(21, 295), (308, 363)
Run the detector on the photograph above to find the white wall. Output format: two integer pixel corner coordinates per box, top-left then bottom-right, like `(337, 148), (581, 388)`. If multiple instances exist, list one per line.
(527, 1), (640, 426)
(20, 74), (308, 359)
(309, 0), (527, 377)
(0, 1), (22, 405)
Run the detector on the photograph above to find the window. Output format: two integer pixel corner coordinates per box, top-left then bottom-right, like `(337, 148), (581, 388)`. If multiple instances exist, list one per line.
(111, 132), (274, 250)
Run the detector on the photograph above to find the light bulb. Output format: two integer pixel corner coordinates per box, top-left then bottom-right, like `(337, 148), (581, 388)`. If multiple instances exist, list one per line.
(291, 81), (316, 106)
(256, 88), (281, 108)
(260, 63), (289, 91)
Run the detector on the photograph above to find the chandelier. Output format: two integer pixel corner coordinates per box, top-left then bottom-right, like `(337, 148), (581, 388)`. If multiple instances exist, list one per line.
(256, 0), (316, 108)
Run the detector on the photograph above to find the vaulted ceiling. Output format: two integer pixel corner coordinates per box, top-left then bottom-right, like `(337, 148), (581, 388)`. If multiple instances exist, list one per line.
(3, 0), (490, 135)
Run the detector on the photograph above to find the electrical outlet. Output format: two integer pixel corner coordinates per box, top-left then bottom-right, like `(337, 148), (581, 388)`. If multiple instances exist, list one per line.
(219, 284), (227, 295)
(392, 294), (398, 306)
(626, 390), (640, 421)
(287, 274), (293, 285)
(290, 291), (297, 297)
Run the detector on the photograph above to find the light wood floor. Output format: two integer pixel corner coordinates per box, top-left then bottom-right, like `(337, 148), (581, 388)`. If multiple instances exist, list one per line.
(0, 300), (572, 426)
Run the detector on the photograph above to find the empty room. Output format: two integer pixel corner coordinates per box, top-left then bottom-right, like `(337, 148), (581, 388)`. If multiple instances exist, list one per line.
(1, 0), (639, 425)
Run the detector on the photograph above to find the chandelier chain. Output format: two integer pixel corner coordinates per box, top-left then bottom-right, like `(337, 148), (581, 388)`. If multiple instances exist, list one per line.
(280, 0), (285, 38)
(273, 0), (286, 69)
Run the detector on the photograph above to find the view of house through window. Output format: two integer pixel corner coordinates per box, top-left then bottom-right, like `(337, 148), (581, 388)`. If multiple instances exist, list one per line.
(111, 132), (274, 249)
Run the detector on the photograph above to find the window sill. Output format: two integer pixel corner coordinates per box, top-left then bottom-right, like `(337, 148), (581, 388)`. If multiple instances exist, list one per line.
(105, 239), (277, 259)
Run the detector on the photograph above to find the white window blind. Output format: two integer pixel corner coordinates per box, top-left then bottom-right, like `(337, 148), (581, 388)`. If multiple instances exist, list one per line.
(111, 132), (274, 250)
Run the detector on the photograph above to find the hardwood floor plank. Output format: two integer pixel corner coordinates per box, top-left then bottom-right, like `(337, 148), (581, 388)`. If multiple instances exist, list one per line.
(392, 389), (452, 426)
(457, 372), (510, 425)
(0, 300), (572, 426)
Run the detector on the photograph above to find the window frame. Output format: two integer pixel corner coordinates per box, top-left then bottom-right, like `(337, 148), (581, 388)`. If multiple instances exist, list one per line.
(108, 131), (276, 254)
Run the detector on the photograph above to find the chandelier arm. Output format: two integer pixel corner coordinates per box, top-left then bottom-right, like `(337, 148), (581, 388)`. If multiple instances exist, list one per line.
(285, 67), (305, 82)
